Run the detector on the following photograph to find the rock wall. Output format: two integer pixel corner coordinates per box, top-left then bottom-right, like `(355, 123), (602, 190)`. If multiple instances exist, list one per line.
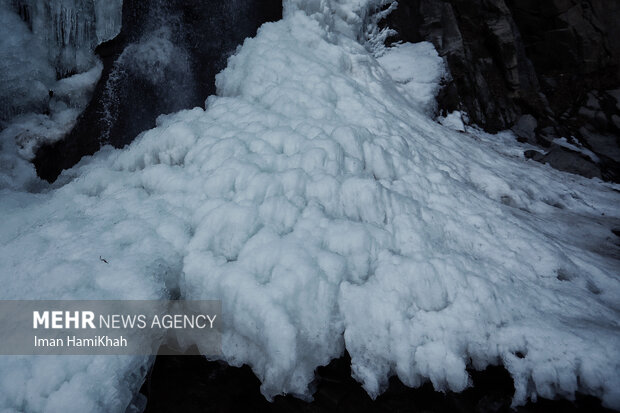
(382, 0), (620, 181)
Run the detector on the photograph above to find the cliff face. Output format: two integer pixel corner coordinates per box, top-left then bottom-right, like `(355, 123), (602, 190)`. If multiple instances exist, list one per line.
(383, 0), (620, 181)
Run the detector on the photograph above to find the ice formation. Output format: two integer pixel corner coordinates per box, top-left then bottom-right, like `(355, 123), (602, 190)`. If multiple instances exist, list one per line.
(1, 0), (121, 118)
(0, 0), (619, 411)
(1, 0), (117, 189)
(8, 0), (121, 75)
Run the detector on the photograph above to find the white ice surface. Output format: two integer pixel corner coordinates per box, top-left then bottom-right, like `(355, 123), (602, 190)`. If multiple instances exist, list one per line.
(1, 0), (620, 411)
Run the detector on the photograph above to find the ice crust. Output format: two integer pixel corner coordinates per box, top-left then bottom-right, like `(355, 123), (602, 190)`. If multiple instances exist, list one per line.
(0, 0), (620, 411)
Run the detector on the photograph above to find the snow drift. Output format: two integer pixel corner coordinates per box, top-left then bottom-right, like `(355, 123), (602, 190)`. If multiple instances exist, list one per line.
(0, 0), (619, 411)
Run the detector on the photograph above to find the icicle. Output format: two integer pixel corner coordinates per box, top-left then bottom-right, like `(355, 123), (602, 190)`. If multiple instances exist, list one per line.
(8, 0), (122, 76)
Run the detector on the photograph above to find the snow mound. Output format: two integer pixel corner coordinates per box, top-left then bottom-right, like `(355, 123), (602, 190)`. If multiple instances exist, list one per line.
(1, 0), (619, 411)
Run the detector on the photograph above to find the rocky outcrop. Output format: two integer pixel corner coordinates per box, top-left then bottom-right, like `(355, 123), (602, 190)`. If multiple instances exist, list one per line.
(33, 0), (281, 182)
(382, 0), (620, 181)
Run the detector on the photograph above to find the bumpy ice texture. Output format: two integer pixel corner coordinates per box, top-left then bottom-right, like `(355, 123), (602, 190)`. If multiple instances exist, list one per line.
(0, 0), (619, 411)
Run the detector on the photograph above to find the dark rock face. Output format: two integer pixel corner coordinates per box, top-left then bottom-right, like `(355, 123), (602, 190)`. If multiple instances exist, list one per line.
(33, 0), (282, 183)
(382, 0), (620, 181)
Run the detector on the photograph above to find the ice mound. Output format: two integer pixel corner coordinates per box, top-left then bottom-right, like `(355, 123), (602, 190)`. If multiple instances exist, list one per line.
(0, 0), (619, 411)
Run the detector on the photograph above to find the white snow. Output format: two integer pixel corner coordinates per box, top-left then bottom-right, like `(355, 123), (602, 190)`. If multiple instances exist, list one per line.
(1, 0), (620, 411)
